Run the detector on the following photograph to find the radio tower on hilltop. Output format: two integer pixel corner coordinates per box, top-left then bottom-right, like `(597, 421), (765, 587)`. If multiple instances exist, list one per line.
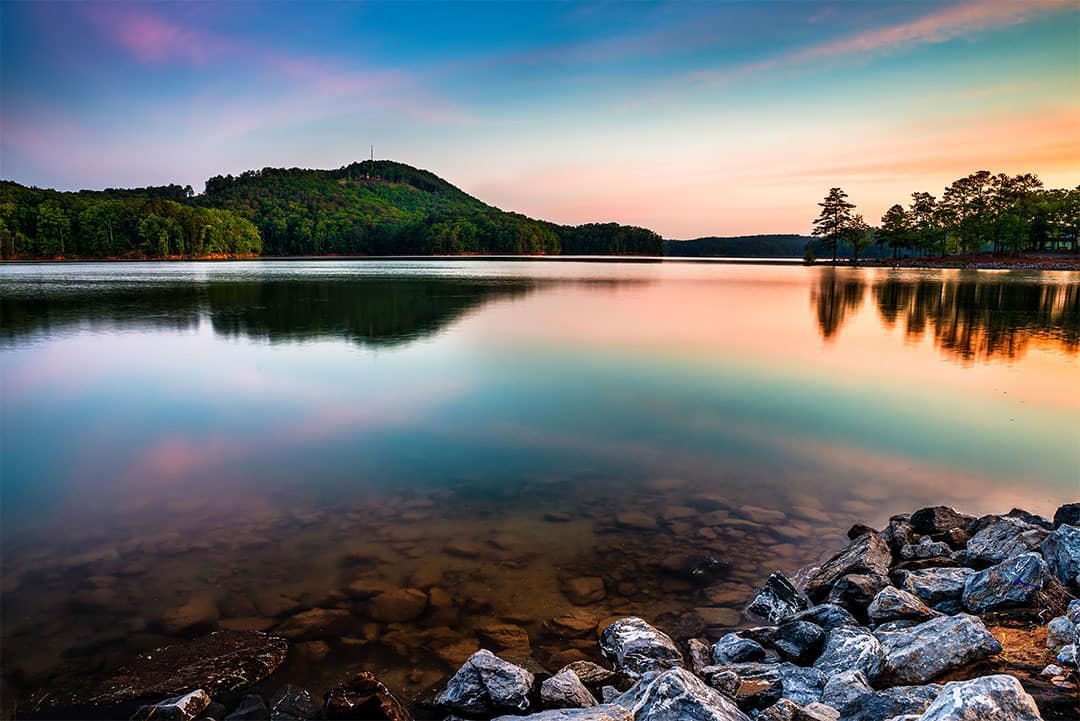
(370, 145), (374, 162)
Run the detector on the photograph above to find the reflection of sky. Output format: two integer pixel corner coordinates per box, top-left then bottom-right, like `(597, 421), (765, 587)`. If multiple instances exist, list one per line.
(1, 263), (1078, 545)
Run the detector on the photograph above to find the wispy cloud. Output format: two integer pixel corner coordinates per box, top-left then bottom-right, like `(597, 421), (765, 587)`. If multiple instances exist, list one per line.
(83, 4), (225, 64)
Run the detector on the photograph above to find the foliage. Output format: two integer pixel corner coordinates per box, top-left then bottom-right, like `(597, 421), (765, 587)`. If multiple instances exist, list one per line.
(812, 187), (857, 263)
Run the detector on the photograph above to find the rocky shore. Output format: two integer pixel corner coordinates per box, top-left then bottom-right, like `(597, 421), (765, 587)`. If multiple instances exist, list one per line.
(18, 502), (1080, 721)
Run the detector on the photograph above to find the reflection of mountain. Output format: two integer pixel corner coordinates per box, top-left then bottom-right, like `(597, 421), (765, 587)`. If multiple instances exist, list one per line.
(871, 272), (1080, 363)
(1, 277), (536, 348)
(810, 268), (866, 340)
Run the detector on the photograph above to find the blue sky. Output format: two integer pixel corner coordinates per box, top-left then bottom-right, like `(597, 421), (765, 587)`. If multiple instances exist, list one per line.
(2, 0), (1077, 236)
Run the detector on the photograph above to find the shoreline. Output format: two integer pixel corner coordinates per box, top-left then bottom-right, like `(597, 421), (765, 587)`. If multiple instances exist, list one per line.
(17, 501), (1080, 721)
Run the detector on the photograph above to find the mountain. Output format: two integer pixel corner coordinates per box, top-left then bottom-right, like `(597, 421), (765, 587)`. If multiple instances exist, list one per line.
(0, 160), (663, 259)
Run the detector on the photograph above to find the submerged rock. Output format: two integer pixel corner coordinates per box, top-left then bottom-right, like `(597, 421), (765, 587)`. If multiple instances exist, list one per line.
(965, 517), (1049, 566)
(599, 617), (683, 678)
(130, 690), (210, 721)
(368, 589), (428, 623)
(1041, 524), (1080, 591)
(747, 573), (809, 623)
(275, 608), (353, 639)
(711, 634), (766, 664)
(323, 671), (410, 720)
(436, 649), (535, 716)
(804, 533), (892, 602)
(812, 626), (884, 682)
(876, 613), (1001, 685)
(867, 586), (940, 625)
(611, 667), (750, 721)
(541, 670), (598, 709)
(961, 553), (1049, 615)
(160, 595), (220, 635)
(916, 674), (1042, 721)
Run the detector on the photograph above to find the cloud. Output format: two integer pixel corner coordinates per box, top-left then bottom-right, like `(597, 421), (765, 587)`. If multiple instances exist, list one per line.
(83, 4), (224, 64)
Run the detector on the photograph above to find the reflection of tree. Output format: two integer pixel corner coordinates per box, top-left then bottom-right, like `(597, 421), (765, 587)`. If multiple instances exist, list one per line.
(872, 271), (1080, 362)
(811, 267), (866, 341)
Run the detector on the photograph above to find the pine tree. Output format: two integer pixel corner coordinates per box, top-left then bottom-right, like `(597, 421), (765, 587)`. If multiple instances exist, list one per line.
(812, 187), (856, 264)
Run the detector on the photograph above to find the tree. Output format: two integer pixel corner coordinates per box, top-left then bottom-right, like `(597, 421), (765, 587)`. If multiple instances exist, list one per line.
(812, 187), (856, 263)
(847, 214), (872, 265)
(878, 204), (910, 258)
(908, 192), (939, 257)
(37, 201), (70, 256)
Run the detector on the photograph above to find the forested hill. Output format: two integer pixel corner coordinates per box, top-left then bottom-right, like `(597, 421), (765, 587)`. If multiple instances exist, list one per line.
(665, 234), (893, 259)
(0, 160), (664, 259)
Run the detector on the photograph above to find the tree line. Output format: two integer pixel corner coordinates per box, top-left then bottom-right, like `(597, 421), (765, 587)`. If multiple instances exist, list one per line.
(812, 171), (1080, 263)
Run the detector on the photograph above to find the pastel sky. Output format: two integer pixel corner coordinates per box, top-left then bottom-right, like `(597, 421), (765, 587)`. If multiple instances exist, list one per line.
(2, 0), (1078, 237)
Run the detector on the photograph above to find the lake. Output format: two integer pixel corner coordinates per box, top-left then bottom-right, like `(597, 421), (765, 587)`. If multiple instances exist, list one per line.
(1, 260), (1078, 706)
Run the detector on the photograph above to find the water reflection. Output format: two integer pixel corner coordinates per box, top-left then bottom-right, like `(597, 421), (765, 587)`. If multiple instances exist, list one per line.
(813, 269), (1080, 361)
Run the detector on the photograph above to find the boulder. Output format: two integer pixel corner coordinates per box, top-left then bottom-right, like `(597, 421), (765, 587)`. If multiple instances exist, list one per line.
(961, 553), (1049, 615)
(269, 685), (318, 720)
(1046, 616), (1075, 650)
(821, 670), (873, 713)
(756, 699), (838, 721)
(813, 626), (884, 682)
(776, 664), (827, 706)
(711, 634), (766, 664)
(1005, 509), (1052, 530)
(323, 672), (410, 720)
(558, 661), (625, 690)
(867, 586), (940, 626)
(688, 638), (713, 674)
(492, 707), (633, 721)
(876, 613), (1001, 685)
(1053, 503), (1080, 529)
(965, 517), (1049, 566)
(368, 589), (428, 623)
(910, 507), (975, 536)
(747, 573), (809, 623)
(895, 567), (975, 610)
(610, 667), (751, 720)
(824, 573), (889, 620)
(130, 690), (211, 721)
(770, 621), (825, 665)
(900, 538), (953, 561)
(803, 534), (892, 603)
(791, 604), (858, 632)
(915, 674), (1042, 721)
(224, 694), (270, 720)
(834, 684), (941, 721)
(541, 671), (598, 709)
(1041, 524), (1080, 591)
(275, 608), (354, 639)
(700, 663), (781, 708)
(436, 649), (535, 716)
(659, 553), (730, 585)
(599, 617), (683, 678)
(881, 516), (917, 558)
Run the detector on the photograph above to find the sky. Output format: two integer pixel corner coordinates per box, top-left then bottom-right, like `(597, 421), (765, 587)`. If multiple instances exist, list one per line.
(1, 0), (1078, 238)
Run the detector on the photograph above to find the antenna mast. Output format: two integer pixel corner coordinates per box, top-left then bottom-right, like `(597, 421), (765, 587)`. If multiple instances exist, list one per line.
(370, 145), (374, 162)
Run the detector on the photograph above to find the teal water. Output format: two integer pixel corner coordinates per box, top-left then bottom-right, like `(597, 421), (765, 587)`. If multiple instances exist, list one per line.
(1, 260), (1077, 703)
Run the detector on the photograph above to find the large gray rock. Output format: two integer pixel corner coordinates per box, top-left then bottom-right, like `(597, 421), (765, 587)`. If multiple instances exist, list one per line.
(493, 707), (633, 721)
(836, 684), (941, 721)
(776, 664), (827, 707)
(756, 699), (839, 721)
(915, 674), (1042, 720)
(895, 567), (976, 610)
(804, 534), (892, 602)
(610, 667), (750, 721)
(910, 507), (975, 536)
(771, 621), (825, 665)
(323, 671), (410, 720)
(542, 671), (598, 709)
(130, 690), (211, 721)
(748, 573), (809, 623)
(813, 626), (883, 682)
(821, 670), (872, 713)
(1053, 503), (1080, 529)
(867, 586), (940, 625)
(269, 685), (318, 720)
(961, 553), (1049, 615)
(877, 614), (1001, 685)
(700, 662), (781, 708)
(712, 634), (766, 664)
(599, 617), (683, 678)
(436, 649), (536, 716)
(965, 517), (1049, 566)
(224, 694), (270, 720)
(825, 573), (890, 620)
(900, 539), (953, 561)
(791, 604), (858, 632)
(1046, 615), (1076, 651)
(1041, 524), (1080, 591)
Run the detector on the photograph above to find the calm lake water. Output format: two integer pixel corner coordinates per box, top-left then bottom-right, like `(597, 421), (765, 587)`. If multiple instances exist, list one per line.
(1, 260), (1078, 708)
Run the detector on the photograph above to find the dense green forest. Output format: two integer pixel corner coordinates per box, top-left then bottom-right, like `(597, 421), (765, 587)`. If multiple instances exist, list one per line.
(665, 234), (893, 259)
(0, 160), (663, 259)
(812, 171), (1080, 263)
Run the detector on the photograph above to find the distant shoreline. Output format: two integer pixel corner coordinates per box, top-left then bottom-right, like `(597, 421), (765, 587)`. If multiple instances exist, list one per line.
(3, 252), (1079, 271)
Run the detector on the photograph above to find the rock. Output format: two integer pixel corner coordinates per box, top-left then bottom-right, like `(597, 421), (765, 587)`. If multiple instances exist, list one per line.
(224, 694), (270, 720)
(130, 690), (211, 721)
(161, 594), (220, 635)
(477, 624), (532, 652)
(813, 626), (884, 682)
(701, 662), (781, 708)
(615, 512), (657, 530)
(825, 573), (889, 620)
(696, 607), (741, 629)
(791, 604), (858, 632)
(1057, 643), (1076, 666)
(541, 670), (598, 708)
(45, 631), (287, 710)
(876, 613), (1001, 685)
(804, 534), (892, 603)
(1046, 616), (1075, 650)
(610, 666), (751, 720)
(895, 567), (976, 610)
(436, 649), (535, 716)
(742, 505), (787, 524)
(915, 674), (1042, 721)
(1005, 508), (1052, 530)
(275, 608), (353, 639)
(961, 553), (1049, 615)
(368, 589), (427, 623)
(776, 664), (827, 706)
(711, 634), (766, 664)
(703, 669), (741, 698)
(559, 661), (624, 689)
(492, 707), (633, 721)
(269, 685), (318, 720)
(544, 511), (574, 523)
(688, 638), (713, 674)
(900, 538), (953, 561)
(881, 516), (916, 557)
(867, 586), (940, 625)
(659, 553), (729, 585)
(207, 700), (228, 720)
(599, 617), (684, 678)
(757, 699), (838, 721)
(770, 621), (825, 665)
(747, 573), (809, 623)
(1041, 524), (1080, 591)
(1053, 503), (1080, 529)
(910, 507), (974, 536)
(835, 684), (942, 721)
(847, 524), (877, 540)
(601, 687), (620, 704)
(821, 670), (872, 713)
(323, 671), (410, 720)
(966, 517), (1049, 566)
(545, 611), (598, 639)
(563, 577), (606, 605)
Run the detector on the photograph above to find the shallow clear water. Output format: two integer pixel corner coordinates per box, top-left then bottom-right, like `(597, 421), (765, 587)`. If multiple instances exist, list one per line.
(1, 260), (1078, 705)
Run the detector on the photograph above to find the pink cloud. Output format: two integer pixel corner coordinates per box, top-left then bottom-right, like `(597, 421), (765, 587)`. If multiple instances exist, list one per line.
(84, 5), (224, 64)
